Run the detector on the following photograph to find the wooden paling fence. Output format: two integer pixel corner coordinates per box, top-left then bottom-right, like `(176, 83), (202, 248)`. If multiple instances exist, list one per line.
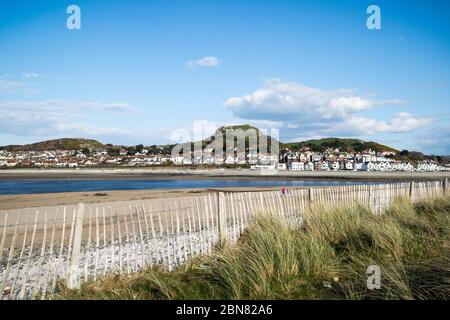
(0, 180), (448, 300)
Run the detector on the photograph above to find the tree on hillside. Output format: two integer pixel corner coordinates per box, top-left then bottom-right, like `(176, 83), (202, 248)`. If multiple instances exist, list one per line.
(400, 150), (409, 156)
(81, 148), (90, 156)
(161, 145), (174, 155)
(351, 142), (365, 153)
(148, 145), (159, 155)
(107, 148), (120, 156)
(126, 146), (137, 155)
(135, 144), (144, 153)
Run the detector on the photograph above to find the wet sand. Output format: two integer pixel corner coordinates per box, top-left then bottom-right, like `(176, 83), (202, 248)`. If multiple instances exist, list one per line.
(0, 186), (287, 210)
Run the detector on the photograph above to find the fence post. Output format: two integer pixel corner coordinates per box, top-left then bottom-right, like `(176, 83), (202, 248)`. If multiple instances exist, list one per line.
(409, 181), (414, 200)
(217, 192), (225, 245)
(444, 178), (448, 195)
(67, 203), (84, 289)
(308, 188), (313, 212)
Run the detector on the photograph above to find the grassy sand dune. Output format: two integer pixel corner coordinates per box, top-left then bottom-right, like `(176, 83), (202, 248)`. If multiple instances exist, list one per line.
(59, 196), (450, 300)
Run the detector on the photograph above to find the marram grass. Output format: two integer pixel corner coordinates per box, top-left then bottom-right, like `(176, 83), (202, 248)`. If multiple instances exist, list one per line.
(59, 196), (450, 300)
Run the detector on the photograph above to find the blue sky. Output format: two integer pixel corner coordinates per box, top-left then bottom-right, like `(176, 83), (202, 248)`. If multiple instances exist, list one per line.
(0, 0), (449, 154)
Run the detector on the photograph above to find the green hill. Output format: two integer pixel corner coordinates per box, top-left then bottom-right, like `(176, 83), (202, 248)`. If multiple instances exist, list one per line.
(195, 124), (279, 152)
(285, 137), (399, 153)
(215, 124), (279, 143)
(1, 138), (106, 151)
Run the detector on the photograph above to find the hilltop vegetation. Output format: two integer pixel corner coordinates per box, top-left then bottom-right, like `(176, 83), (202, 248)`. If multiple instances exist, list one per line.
(210, 124), (279, 151)
(60, 196), (450, 300)
(285, 138), (399, 153)
(1, 138), (105, 151)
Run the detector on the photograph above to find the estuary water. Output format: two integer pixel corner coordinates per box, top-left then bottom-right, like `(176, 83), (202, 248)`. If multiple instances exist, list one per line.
(0, 179), (386, 195)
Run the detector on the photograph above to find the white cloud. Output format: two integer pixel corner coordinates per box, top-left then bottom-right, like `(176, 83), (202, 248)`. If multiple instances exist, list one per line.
(53, 123), (135, 137)
(95, 102), (138, 113)
(224, 79), (404, 121)
(334, 112), (432, 134)
(186, 56), (221, 68)
(0, 100), (138, 114)
(0, 74), (43, 94)
(22, 72), (47, 79)
(0, 100), (140, 139)
(375, 99), (408, 106)
(224, 79), (431, 140)
(0, 79), (30, 94)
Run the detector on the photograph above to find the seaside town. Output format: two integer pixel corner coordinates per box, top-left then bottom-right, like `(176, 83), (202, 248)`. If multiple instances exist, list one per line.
(0, 145), (448, 172)
(2, 1), (450, 304)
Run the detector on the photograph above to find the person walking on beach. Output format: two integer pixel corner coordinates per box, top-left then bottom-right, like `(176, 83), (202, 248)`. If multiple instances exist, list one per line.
(281, 187), (287, 195)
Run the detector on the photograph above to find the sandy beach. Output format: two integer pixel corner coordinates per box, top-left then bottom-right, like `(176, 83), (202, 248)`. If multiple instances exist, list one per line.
(0, 186), (289, 210)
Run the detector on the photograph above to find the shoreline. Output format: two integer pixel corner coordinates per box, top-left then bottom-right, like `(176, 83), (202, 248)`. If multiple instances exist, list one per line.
(1, 168), (449, 181)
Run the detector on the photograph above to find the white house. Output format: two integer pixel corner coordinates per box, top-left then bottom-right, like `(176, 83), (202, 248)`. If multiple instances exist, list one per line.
(289, 162), (304, 171)
(321, 162), (330, 171)
(225, 155), (236, 165)
(417, 162), (442, 172)
(305, 162), (314, 171)
(68, 162), (78, 168)
(171, 156), (184, 165)
(331, 161), (339, 171)
(299, 153), (308, 162)
(250, 164), (276, 170)
(345, 161), (354, 170)
(236, 154), (247, 165)
(247, 153), (258, 164)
